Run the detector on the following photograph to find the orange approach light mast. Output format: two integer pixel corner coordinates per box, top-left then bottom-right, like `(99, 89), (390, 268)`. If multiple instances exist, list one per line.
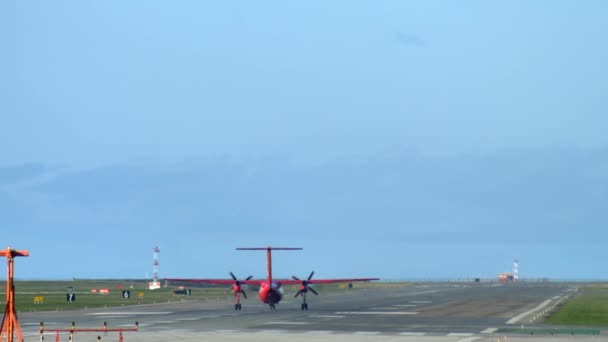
(0, 247), (29, 342)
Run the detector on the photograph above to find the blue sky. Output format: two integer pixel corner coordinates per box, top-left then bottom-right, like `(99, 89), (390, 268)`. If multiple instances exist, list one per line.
(1, 1), (608, 280)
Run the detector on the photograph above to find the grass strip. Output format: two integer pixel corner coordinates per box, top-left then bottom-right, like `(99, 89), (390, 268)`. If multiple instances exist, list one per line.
(547, 286), (608, 326)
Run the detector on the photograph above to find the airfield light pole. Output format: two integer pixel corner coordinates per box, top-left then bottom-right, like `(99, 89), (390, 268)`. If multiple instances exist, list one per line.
(0, 247), (29, 342)
(514, 259), (519, 281)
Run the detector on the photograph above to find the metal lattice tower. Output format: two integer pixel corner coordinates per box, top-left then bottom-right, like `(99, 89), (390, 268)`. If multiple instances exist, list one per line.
(513, 259), (519, 280)
(0, 247), (29, 342)
(153, 246), (160, 283)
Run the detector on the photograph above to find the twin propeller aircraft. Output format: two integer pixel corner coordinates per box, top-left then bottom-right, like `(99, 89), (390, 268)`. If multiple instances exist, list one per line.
(167, 247), (379, 310)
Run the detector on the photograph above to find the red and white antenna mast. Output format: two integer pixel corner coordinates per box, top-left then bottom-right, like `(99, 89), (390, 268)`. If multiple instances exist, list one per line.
(0, 246), (29, 342)
(513, 259), (519, 281)
(149, 246), (161, 290)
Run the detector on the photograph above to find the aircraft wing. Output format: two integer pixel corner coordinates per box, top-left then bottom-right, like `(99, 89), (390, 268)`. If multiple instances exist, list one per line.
(308, 278), (379, 284)
(165, 278), (265, 285)
(276, 278), (379, 285)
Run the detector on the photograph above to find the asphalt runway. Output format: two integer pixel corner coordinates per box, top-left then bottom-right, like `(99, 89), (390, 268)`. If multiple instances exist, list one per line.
(18, 282), (596, 341)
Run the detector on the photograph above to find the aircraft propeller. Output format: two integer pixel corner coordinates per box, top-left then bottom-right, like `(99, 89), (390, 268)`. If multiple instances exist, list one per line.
(292, 271), (318, 297)
(230, 272), (253, 299)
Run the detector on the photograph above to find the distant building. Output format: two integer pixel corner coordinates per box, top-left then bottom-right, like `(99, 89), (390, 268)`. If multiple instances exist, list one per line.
(498, 259), (520, 281)
(498, 273), (515, 281)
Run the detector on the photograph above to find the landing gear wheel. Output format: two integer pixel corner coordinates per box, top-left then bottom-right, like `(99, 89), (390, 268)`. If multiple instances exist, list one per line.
(304, 303), (308, 310)
(234, 304), (239, 310)
(270, 304), (276, 310)
(238, 304), (242, 310)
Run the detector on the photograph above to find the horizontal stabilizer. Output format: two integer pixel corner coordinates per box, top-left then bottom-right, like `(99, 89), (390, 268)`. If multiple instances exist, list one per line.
(237, 247), (303, 251)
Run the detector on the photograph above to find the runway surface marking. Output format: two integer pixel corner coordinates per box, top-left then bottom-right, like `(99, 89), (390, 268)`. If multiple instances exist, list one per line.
(506, 298), (553, 324)
(303, 330), (334, 334)
(481, 328), (498, 333)
(87, 311), (172, 315)
(308, 315), (345, 318)
(411, 290), (441, 295)
(370, 306), (401, 310)
(175, 317), (205, 321)
(23, 332), (44, 337)
(148, 320), (178, 324)
(213, 330), (241, 334)
(393, 304), (417, 307)
(456, 337), (480, 342)
(353, 331), (380, 335)
(151, 326), (172, 331)
(95, 315), (135, 319)
(409, 300), (432, 304)
(447, 333), (475, 336)
(335, 311), (418, 315)
(399, 332), (427, 336)
(255, 329), (287, 334)
(264, 321), (310, 325)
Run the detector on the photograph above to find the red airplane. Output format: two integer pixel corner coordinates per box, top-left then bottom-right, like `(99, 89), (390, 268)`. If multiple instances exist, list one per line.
(166, 247), (379, 310)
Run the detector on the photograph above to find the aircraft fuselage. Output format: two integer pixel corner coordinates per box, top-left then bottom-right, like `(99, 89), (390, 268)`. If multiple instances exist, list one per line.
(259, 281), (284, 305)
